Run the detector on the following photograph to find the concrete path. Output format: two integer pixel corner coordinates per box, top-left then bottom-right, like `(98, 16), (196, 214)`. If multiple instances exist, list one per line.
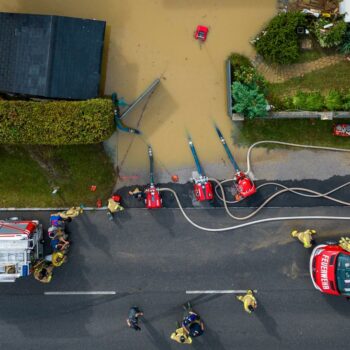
(253, 54), (344, 83)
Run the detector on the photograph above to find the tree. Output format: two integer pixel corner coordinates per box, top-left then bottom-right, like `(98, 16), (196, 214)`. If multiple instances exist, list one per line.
(232, 82), (268, 119)
(253, 12), (306, 64)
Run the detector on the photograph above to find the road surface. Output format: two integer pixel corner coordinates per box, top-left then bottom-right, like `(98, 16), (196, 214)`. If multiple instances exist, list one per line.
(0, 207), (350, 350)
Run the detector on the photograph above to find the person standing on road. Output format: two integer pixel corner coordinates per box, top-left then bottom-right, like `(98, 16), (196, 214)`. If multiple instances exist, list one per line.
(58, 207), (83, 220)
(237, 290), (257, 314)
(45, 251), (67, 267)
(291, 229), (316, 248)
(182, 302), (204, 338)
(171, 325), (192, 344)
(33, 261), (54, 283)
(126, 306), (143, 331)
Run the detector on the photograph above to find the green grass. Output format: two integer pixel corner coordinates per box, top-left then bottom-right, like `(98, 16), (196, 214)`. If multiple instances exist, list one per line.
(233, 118), (350, 149)
(295, 49), (328, 64)
(268, 61), (350, 98)
(0, 144), (115, 207)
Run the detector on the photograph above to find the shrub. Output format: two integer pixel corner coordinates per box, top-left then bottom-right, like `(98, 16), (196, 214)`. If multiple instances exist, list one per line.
(292, 91), (307, 110)
(342, 89), (350, 110)
(304, 92), (324, 111)
(232, 82), (268, 119)
(324, 90), (343, 110)
(314, 19), (347, 48)
(233, 65), (267, 92)
(0, 99), (115, 145)
(339, 28), (350, 55)
(253, 12), (307, 64)
(228, 53), (253, 69)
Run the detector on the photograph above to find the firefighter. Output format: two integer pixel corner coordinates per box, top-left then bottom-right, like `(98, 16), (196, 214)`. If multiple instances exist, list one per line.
(45, 251), (67, 267)
(107, 195), (124, 220)
(34, 261), (54, 283)
(182, 302), (204, 338)
(291, 229), (316, 248)
(128, 187), (144, 201)
(339, 237), (350, 252)
(171, 326), (192, 344)
(48, 226), (68, 240)
(236, 290), (257, 314)
(58, 207), (83, 220)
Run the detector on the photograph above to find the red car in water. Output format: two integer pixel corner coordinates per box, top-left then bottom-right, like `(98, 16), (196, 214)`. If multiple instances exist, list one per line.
(310, 242), (350, 296)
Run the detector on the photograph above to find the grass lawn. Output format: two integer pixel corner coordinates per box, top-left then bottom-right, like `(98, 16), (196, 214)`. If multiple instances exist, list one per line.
(0, 144), (115, 207)
(268, 61), (350, 98)
(233, 118), (350, 149)
(295, 48), (331, 64)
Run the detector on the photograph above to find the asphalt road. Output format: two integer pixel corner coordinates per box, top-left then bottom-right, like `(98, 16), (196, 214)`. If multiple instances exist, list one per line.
(1, 207), (350, 350)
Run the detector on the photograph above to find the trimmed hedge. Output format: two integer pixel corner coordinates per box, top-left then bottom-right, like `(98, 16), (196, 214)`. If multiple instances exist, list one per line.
(0, 99), (115, 145)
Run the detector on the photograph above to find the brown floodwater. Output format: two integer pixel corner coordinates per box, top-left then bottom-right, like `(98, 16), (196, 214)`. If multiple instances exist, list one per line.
(0, 0), (277, 181)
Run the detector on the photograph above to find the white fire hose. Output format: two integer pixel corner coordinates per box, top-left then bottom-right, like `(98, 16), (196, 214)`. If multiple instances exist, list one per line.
(159, 141), (350, 231)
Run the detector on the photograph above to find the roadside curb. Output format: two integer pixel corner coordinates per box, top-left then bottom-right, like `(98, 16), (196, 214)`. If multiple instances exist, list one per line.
(0, 207), (108, 211)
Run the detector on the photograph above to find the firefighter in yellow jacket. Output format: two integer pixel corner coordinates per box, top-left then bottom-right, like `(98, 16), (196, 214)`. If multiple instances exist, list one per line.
(58, 207), (84, 220)
(171, 326), (192, 344)
(339, 237), (350, 252)
(237, 290), (257, 314)
(33, 261), (54, 283)
(291, 229), (316, 248)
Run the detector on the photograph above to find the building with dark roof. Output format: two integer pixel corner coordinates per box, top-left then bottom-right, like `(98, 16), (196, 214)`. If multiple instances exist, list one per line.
(0, 13), (106, 99)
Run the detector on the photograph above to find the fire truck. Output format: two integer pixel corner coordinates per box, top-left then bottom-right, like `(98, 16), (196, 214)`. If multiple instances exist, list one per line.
(0, 219), (43, 282)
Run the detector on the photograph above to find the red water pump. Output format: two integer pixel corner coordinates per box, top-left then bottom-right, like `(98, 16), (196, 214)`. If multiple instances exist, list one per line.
(234, 171), (256, 200)
(215, 126), (256, 200)
(144, 146), (162, 209)
(193, 176), (214, 202)
(188, 137), (214, 202)
(145, 185), (162, 209)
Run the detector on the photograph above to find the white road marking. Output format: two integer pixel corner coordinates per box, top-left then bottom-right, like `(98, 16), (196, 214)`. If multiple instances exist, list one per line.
(186, 290), (258, 294)
(44, 291), (116, 295)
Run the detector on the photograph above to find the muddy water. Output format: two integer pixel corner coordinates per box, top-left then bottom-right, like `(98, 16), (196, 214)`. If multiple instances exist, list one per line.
(0, 0), (277, 183)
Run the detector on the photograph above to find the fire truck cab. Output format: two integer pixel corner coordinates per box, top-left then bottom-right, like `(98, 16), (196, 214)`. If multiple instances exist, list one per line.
(310, 243), (350, 296)
(0, 219), (43, 282)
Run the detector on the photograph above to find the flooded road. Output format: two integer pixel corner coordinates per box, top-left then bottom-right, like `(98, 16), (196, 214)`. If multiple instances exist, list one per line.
(0, 0), (277, 185)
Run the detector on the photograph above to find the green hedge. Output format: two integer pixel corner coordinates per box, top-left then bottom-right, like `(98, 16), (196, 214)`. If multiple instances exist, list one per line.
(0, 99), (115, 145)
(270, 90), (350, 111)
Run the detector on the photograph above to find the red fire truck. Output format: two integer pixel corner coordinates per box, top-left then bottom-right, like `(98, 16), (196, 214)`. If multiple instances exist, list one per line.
(0, 219), (43, 282)
(310, 242), (350, 296)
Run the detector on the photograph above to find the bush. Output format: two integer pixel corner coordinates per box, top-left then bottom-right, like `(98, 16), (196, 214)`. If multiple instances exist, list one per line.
(232, 82), (268, 119)
(304, 92), (324, 111)
(324, 90), (343, 110)
(228, 53), (253, 69)
(292, 91), (307, 110)
(342, 89), (350, 110)
(0, 99), (115, 145)
(339, 28), (350, 55)
(253, 12), (307, 64)
(314, 19), (347, 48)
(233, 65), (267, 92)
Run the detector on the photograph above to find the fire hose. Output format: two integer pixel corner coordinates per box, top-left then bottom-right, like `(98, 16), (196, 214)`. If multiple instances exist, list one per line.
(159, 186), (350, 232)
(157, 141), (350, 231)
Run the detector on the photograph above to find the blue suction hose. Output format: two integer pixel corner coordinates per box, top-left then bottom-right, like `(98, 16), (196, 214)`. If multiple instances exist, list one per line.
(112, 92), (141, 134)
(148, 145), (155, 185)
(215, 125), (240, 173)
(188, 136), (204, 176)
